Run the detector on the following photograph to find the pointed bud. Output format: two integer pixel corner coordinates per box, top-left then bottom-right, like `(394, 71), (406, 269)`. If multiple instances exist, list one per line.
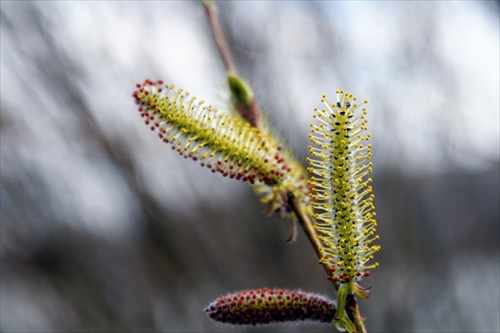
(227, 74), (258, 127)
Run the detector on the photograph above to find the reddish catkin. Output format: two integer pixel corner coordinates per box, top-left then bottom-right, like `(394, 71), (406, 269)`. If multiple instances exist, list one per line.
(205, 288), (336, 325)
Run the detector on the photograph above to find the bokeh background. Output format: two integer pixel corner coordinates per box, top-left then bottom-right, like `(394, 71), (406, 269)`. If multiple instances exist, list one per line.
(1, 1), (499, 332)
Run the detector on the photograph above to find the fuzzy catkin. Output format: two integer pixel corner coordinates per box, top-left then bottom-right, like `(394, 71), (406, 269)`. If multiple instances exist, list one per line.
(307, 90), (381, 283)
(205, 288), (336, 325)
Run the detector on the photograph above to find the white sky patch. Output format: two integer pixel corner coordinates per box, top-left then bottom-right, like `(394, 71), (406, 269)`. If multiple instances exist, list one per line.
(436, 2), (500, 160)
(54, 1), (224, 106)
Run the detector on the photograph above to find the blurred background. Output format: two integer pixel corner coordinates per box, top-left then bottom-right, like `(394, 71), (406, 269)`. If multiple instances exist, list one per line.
(1, 1), (499, 332)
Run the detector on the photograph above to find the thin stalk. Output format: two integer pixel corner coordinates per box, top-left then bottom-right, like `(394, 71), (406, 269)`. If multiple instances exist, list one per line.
(202, 2), (236, 74)
(287, 193), (338, 292)
(346, 294), (367, 333)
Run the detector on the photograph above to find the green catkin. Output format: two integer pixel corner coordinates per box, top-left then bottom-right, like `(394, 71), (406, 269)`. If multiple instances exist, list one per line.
(132, 80), (308, 217)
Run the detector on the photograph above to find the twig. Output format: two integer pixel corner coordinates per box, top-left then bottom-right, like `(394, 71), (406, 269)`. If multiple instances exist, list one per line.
(287, 192), (338, 291)
(346, 294), (367, 333)
(202, 2), (236, 74)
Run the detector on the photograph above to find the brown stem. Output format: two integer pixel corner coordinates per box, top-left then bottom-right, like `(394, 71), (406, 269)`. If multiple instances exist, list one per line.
(346, 294), (367, 333)
(203, 3), (261, 128)
(202, 2), (236, 74)
(287, 193), (338, 292)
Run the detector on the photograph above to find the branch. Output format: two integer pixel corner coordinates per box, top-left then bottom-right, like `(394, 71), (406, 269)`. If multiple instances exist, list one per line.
(202, 1), (236, 74)
(346, 294), (367, 333)
(287, 192), (339, 292)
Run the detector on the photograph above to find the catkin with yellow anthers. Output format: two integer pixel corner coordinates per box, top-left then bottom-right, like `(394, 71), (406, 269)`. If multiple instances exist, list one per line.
(132, 80), (308, 218)
(308, 90), (380, 284)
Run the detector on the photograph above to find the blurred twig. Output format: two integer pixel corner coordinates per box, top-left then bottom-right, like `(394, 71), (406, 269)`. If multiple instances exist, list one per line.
(202, 1), (236, 74)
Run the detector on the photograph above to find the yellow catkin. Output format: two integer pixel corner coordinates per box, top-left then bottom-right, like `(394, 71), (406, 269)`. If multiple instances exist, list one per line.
(132, 79), (309, 219)
(308, 91), (380, 283)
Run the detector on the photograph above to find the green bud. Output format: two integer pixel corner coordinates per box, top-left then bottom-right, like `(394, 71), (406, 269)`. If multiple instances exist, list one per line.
(228, 74), (254, 108)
